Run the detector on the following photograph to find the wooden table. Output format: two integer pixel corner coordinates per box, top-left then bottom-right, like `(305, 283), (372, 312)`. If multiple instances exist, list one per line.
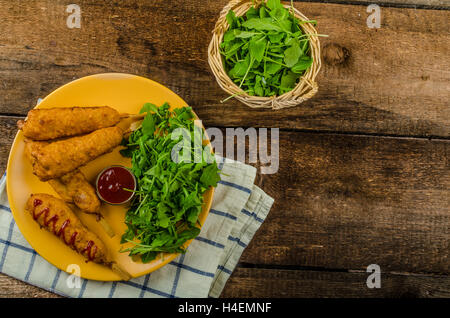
(0, 0), (448, 298)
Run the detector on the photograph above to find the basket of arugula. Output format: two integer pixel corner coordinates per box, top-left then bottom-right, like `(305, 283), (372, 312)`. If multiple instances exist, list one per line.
(208, 0), (322, 109)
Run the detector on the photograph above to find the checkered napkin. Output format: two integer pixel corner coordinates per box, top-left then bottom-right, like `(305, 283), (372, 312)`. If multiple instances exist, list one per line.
(0, 156), (274, 298)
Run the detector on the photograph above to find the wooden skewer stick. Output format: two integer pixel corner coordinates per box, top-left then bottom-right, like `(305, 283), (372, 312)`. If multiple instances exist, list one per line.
(68, 204), (116, 238)
(97, 215), (115, 238)
(116, 115), (144, 133)
(111, 263), (132, 281)
(85, 212), (116, 238)
(119, 113), (146, 120)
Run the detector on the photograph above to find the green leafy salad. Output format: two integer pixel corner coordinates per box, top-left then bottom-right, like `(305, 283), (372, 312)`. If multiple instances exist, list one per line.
(220, 0), (317, 97)
(119, 102), (221, 263)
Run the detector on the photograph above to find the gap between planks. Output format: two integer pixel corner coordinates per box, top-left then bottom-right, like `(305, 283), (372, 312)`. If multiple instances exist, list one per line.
(237, 262), (450, 277)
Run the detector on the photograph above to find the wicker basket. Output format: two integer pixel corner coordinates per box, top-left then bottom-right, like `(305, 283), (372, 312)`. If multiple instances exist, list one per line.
(208, 0), (321, 110)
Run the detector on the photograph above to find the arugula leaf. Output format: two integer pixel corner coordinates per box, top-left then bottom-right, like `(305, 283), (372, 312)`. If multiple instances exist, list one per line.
(200, 164), (221, 187)
(156, 202), (170, 228)
(141, 112), (155, 136)
(284, 40), (301, 67)
(265, 61), (282, 75)
(229, 60), (249, 78)
(226, 10), (237, 29)
(259, 6), (268, 18)
(291, 56), (313, 73)
(280, 70), (299, 90)
(140, 102), (159, 114)
(141, 252), (157, 263)
(266, 0), (283, 11)
(223, 29), (236, 42)
(234, 30), (260, 39)
(254, 75), (264, 96)
(249, 37), (267, 62)
(268, 32), (284, 43)
(246, 6), (259, 19)
(242, 18), (282, 32)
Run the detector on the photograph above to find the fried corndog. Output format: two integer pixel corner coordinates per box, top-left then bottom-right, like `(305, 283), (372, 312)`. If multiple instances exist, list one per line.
(17, 106), (121, 141)
(24, 142), (114, 236)
(48, 169), (100, 214)
(48, 170), (115, 237)
(26, 193), (131, 280)
(25, 126), (123, 181)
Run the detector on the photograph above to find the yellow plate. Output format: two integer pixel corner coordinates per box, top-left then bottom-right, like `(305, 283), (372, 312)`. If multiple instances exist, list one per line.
(6, 73), (214, 281)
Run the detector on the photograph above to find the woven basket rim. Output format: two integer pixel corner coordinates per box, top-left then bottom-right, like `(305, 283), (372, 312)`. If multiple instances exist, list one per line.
(207, 0), (322, 109)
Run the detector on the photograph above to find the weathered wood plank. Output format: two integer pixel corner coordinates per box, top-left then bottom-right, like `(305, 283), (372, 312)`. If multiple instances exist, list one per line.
(298, 0), (450, 8)
(0, 116), (20, 174)
(0, 273), (60, 298)
(239, 132), (449, 274)
(0, 1), (448, 137)
(1, 268), (449, 298)
(221, 267), (450, 298)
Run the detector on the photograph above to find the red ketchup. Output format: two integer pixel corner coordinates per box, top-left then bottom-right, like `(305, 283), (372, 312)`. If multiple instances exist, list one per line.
(96, 166), (136, 204)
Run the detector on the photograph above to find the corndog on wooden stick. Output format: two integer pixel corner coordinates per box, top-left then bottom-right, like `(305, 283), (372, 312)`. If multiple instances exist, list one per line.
(18, 106), (121, 141)
(26, 193), (131, 281)
(25, 126), (124, 181)
(48, 170), (116, 238)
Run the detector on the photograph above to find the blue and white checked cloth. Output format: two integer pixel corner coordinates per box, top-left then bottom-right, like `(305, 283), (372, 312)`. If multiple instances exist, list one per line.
(0, 156), (274, 297)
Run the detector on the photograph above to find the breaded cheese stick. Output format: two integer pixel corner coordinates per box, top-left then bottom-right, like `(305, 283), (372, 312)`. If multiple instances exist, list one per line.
(17, 106), (121, 141)
(26, 193), (131, 280)
(26, 126), (123, 181)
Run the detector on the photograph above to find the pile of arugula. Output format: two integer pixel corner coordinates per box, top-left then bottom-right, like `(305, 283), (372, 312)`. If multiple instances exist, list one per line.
(119, 102), (221, 263)
(220, 0), (315, 97)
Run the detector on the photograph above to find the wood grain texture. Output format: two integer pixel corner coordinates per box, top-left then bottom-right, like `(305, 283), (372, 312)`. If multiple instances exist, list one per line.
(0, 274), (60, 298)
(0, 1), (448, 137)
(0, 0), (448, 298)
(1, 268), (449, 298)
(0, 116), (20, 174)
(240, 131), (449, 274)
(298, 0), (450, 8)
(221, 268), (450, 298)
